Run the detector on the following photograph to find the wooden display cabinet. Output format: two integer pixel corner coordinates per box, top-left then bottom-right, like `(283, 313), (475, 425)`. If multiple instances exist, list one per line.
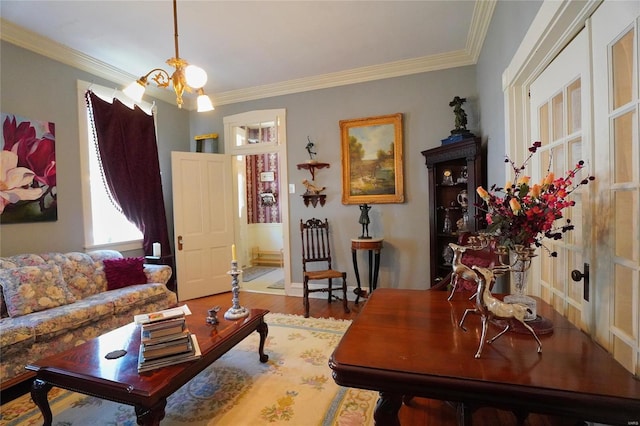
(421, 137), (484, 287)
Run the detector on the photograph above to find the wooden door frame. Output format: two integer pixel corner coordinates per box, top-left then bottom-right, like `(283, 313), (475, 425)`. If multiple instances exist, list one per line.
(223, 109), (291, 295)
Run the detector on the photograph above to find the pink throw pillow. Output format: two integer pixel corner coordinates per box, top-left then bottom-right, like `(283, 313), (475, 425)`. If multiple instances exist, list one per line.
(103, 257), (147, 290)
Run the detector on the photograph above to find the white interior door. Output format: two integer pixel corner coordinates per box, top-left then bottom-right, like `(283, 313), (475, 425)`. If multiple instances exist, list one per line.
(529, 29), (592, 331)
(171, 152), (234, 301)
(591, 0), (640, 375)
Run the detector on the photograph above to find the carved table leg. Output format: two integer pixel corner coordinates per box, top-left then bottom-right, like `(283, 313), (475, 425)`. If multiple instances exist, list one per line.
(352, 249), (363, 304)
(455, 402), (474, 426)
(135, 399), (166, 426)
(367, 250), (374, 294)
(372, 250), (381, 293)
(31, 379), (53, 426)
(513, 409), (529, 425)
(374, 392), (402, 426)
(257, 321), (269, 362)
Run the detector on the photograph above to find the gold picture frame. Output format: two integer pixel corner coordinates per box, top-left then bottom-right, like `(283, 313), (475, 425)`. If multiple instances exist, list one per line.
(340, 113), (404, 204)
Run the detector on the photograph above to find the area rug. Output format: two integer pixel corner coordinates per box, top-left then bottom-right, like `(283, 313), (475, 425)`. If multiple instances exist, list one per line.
(242, 266), (278, 282)
(0, 313), (376, 426)
(267, 278), (285, 289)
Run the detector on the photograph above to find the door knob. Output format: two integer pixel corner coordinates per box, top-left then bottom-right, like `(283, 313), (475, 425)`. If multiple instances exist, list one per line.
(177, 235), (183, 251)
(570, 263), (590, 301)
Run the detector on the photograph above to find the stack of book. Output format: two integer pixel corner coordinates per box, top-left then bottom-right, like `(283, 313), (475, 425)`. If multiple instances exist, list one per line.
(137, 311), (201, 373)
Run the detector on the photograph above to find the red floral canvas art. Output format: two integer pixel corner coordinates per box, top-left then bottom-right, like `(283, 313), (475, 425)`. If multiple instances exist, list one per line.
(1, 113), (57, 223)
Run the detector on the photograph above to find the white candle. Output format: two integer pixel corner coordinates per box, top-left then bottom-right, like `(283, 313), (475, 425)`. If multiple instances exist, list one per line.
(152, 242), (161, 257)
(232, 244), (237, 262)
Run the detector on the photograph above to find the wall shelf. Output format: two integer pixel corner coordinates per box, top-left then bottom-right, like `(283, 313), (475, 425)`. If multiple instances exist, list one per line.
(302, 194), (326, 208)
(296, 162), (330, 180)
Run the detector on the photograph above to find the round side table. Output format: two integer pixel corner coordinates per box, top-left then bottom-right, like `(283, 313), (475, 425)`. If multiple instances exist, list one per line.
(351, 238), (383, 304)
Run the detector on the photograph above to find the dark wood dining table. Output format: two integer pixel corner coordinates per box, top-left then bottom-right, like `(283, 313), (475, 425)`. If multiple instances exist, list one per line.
(329, 288), (640, 426)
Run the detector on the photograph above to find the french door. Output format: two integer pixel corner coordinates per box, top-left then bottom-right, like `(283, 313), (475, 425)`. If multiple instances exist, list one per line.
(527, 1), (640, 375)
(529, 29), (592, 331)
(591, 0), (640, 375)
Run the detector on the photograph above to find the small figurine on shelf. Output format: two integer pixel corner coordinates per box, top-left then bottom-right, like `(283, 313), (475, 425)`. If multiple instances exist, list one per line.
(358, 204), (372, 239)
(442, 169), (454, 185)
(442, 96), (475, 144)
(305, 136), (318, 164)
(302, 179), (325, 195)
(457, 166), (468, 184)
(450, 96), (469, 135)
(443, 208), (452, 233)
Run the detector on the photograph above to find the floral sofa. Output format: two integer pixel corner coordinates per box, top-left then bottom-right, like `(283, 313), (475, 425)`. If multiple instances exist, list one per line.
(0, 250), (178, 387)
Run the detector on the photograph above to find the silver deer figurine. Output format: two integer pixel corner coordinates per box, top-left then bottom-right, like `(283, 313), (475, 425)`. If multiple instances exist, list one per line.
(448, 243), (479, 301)
(459, 265), (542, 358)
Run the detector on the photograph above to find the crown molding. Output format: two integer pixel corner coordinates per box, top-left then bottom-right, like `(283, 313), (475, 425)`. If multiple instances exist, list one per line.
(2, 2), (494, 107)
(1, 18), (184, 108)
(213, 49), (475, 105)
(467, 0), (497, 63)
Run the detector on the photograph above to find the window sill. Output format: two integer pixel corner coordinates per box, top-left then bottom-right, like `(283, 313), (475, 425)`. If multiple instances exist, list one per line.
(84, 239), (143, 253)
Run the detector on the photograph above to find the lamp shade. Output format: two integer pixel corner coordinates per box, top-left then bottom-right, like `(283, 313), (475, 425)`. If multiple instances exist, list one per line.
(185, 65), (208, 89)
(123, 80), (145, 102)
(197, 93), (214, 112)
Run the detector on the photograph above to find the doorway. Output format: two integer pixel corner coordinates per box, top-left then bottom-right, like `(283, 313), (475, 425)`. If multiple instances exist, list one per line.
(223, 109), (290, 296)
(236, 153), (285, 295)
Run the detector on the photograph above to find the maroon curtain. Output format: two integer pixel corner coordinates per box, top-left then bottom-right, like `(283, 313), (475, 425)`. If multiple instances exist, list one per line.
(85, 91), (171, 258)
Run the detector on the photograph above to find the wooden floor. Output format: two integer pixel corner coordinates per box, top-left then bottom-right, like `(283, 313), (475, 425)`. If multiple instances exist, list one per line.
(3, 290), (584, 425)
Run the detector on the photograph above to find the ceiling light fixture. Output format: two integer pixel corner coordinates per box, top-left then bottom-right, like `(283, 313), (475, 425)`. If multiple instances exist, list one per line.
(123, 0), (214, 112)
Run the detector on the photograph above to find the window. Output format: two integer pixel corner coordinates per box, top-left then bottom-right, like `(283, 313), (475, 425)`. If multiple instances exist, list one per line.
(77, 81), (151, 250)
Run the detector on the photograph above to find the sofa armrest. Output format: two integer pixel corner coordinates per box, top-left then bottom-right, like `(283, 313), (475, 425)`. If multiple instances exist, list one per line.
(143, 264), (172, 285)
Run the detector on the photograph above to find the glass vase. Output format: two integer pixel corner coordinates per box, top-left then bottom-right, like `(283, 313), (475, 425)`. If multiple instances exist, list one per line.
(503, 250), (537, 321)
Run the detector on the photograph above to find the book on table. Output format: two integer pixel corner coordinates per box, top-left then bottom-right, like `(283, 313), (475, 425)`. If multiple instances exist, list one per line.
(134, 305), (192, 325)
(138, 334), (201, 372)
(136, 307), (201, 372)
(141, 317), (187, 341)
(141, 333), (192, 361)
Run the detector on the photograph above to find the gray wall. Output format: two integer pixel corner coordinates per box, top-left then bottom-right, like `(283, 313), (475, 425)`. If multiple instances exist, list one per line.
(190, 68), (478, 288)
(476, 0), (543, 190)
(1, 0), (542, 291)
(0, 41), (189, 256)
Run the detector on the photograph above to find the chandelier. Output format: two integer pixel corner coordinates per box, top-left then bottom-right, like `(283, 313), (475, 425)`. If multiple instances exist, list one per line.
(123, 0), (213, 112)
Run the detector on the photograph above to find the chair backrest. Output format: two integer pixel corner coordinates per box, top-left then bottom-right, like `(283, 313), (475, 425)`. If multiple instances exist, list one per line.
(300, 218), (333, 272)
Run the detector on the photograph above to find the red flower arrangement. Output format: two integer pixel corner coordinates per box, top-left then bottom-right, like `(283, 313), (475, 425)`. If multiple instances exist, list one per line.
(476, 141), (594, 256)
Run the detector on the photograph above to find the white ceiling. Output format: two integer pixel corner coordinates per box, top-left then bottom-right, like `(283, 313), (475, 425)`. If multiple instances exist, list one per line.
(0, 1), (495, 108)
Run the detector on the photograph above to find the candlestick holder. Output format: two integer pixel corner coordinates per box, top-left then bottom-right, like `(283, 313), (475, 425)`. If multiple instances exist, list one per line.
(224, 260), (249, 320)
(462, 234), (537, 320)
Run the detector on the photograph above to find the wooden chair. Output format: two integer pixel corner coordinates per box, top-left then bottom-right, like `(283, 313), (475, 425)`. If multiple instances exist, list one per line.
(300, 218), (350, 318)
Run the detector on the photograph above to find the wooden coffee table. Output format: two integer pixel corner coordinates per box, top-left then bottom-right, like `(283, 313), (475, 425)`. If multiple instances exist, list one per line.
(329, 289), (640, 426)
(26, 298), (269, 426)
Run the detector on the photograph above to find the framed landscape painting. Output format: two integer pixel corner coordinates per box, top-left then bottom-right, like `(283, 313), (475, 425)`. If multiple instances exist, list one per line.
(340, 113), (404, 204)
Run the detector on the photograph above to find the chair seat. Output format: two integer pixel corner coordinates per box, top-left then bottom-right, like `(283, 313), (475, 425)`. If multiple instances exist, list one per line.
(304, 269), (345, 280)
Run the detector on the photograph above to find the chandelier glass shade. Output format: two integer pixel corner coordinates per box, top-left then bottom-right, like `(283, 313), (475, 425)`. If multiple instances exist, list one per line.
(123, 0), (213, 112)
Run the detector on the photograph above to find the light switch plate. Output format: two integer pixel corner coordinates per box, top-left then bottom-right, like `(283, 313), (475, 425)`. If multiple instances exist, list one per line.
(289, 184), (296, 193)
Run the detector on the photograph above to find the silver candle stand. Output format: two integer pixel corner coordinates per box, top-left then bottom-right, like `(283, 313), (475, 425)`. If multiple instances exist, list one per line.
(224, 260), (249, 320)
